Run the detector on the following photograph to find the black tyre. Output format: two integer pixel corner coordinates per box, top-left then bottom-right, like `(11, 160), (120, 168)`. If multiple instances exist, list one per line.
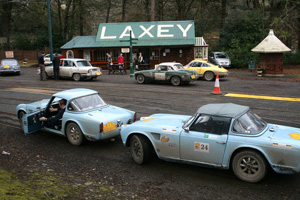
(171, 76), (181, 86)
(73, 73), (81, 81)
(130, 135), (151, 164)
(18, 111), (26, 131)
(203, 71), (215, 81)
(136, 74), (145, 84)
(66, 122), (84, 146)
(232, 150), (267, 183)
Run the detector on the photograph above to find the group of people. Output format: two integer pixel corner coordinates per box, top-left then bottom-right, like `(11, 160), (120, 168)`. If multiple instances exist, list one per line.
(106, 52), (145, 74)
(107, 52), (126, 75)
(38, 52), (61, 81)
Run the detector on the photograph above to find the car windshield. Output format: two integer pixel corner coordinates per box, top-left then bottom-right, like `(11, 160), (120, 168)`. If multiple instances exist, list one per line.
(232, 110), (267, 134)
(182, 113), (197, 129)
(77, 60), (92, 67)
(69, 93), (106, 112)
(216, 53), (228, 59)
(2, 60), (18, 65)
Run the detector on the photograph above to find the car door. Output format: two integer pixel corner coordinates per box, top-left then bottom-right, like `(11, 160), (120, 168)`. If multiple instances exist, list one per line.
(153, 65), (167, 81)
(180, 115), (231, 166)
(60, 60), (73, 77)
(22, 110), (45, 135)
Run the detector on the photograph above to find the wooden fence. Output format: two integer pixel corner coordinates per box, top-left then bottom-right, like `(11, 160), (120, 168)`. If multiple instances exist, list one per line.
(0, 50), (43, 62)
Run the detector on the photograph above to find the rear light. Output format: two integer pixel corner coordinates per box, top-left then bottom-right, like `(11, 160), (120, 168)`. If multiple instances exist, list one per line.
(100, 122), (103, 133)
(134, 112), (137, 122)
(88, 69), (91, 73)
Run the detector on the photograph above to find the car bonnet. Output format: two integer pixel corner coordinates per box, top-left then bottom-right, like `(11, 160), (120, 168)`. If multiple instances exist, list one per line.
(269, 124), (300, 145)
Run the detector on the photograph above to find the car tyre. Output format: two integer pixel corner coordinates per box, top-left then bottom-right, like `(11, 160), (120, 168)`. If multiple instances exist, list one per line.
(130, 135), (150, 164)
(66, 122), (85, 146)
(204, 71), (215, 81)
(232, 150), (267, 183)
(18, 111), (26, 131)
(136, 74), (145, 84)
(171, 76), (181, 86)
(73, 73), (81, 81)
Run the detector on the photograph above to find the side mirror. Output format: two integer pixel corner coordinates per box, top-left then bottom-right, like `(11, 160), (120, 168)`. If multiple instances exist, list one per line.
(183, 126), (189, 132)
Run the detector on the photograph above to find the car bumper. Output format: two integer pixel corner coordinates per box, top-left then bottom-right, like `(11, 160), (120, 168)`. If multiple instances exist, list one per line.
(81, 72), (102, 79)
(0, 69), (20, 73)
(217, 72), (229, 77)
(220, 64), (231, 68)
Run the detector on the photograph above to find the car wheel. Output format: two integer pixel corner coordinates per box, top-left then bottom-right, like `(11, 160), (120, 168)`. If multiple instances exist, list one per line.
(66, 122), (84, 146)
(73, 73), (81, 81)
(136, 74), (145, 84)
(232, 150), (267, 183)
(171, 76), (181, 86)
(130, 135), (150, 164)
(204, 71), (215, 81)
(18, 111), (26, 131)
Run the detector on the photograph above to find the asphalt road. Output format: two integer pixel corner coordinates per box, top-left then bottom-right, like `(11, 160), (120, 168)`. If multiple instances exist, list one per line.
(0, 67), (300, 199)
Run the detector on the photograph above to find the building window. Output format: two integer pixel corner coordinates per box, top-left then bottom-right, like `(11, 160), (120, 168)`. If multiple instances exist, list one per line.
(95, 50), (107, 61)
(66, 50), (74, 58)
(194, 47), (208, 60)
(150, 48), (159, 60)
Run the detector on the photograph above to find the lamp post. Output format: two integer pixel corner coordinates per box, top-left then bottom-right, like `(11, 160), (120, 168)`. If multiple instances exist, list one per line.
(47, 0), (66, 61)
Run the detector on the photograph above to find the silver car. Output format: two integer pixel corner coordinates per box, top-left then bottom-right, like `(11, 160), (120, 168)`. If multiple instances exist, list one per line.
(208, 52), (231, 68)
(45, 58), (102, 81)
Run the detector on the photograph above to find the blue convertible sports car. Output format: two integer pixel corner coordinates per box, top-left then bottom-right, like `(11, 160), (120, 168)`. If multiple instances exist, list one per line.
(121, 103), (300, 183)
(16, 88), (136, 145)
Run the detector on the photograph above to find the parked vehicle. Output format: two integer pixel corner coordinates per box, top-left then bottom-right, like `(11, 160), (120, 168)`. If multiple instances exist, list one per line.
(0, 59), (20, 75)
(185, 59), (228, 81)
(44, 58), (102, 81)
(16, 88), (136, 146)
(44, 54), (63, 66)
(121, 103), (300, 183)
(135, 62), (197, 86)
(208, 52), (231, 68)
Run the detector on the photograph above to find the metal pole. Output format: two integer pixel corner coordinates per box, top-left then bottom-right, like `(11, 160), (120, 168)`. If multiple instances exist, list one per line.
(130, 31), (133, 78)
(47, 0), (53, 62)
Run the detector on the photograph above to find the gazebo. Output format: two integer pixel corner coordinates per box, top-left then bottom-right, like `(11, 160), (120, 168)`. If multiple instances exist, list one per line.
(252, 29), (291, 76)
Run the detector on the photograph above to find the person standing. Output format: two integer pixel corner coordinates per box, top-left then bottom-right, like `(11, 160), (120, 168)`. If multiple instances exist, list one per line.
(38, 52), (46, 81)
(117, 53), (124, 74)
(53, 53), (60, 80)
(106, 53), (113, 74)
(138, 52), (144, 70)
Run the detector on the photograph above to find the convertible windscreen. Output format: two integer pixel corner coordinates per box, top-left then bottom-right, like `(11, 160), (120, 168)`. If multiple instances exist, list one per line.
(69, 94), (106, 111)
(232, 111), (267, 134)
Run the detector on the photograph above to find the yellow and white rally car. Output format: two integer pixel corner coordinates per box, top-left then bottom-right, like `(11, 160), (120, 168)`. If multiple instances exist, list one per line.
(185, 59), (228, 81)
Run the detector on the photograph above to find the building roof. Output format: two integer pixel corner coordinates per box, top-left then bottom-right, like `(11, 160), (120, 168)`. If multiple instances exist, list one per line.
(197, 103), (249, 118)
(61, 36), (96, 49)
(252, 29), (291, 53)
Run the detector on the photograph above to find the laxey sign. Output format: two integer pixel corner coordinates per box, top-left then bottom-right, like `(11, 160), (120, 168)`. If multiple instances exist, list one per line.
(95, 20), (196, 47)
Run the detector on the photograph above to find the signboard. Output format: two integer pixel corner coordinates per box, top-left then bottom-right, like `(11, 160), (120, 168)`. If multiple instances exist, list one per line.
(95, 20), (195, 47)
(121, 48), (130, 53)
(5, 51), (14, 58)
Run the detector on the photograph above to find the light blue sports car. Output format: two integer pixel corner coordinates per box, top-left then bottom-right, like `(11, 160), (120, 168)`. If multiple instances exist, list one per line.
(120, 103), (300, 183)
(16, 88), (136, 145)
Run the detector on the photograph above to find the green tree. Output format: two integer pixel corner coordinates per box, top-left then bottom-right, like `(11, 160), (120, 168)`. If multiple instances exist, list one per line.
(219, 10), (266, 68)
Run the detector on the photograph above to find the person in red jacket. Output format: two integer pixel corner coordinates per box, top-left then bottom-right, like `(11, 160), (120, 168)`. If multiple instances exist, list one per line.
(117, 53), (124, 74)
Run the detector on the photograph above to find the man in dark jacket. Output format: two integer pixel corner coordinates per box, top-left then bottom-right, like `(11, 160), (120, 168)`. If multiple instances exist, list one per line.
(39, 99), (66, 129)
(38, 52), (46, 80)
(53, 53), (61, 80)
